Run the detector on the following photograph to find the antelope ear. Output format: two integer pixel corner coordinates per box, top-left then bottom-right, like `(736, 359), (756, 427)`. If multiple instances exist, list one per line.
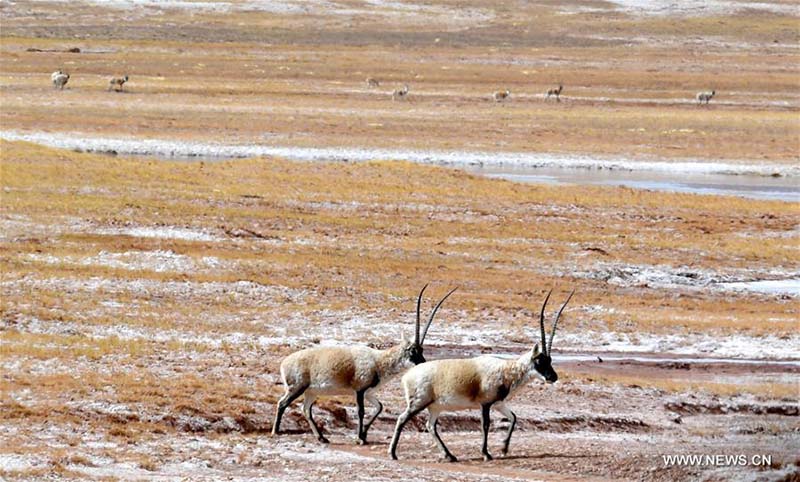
(532, 343), (541, 356)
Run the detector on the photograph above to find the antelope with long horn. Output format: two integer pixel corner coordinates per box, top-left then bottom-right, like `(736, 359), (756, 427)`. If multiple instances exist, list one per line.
(272, 285), (457, 445)
(389, 289), (574, 462)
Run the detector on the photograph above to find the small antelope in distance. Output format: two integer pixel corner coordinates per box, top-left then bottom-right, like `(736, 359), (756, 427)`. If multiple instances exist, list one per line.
(52, 70), (69, 90)
(546, 84), (563, 102)
(366, 77), (380, 88)
(272, 285), (457, 445)
(696, 90), (715, 105)
(392, 83), (409, 101)
(108, 75), (129, 92)
(492, 89), (510, 102)
(389, 289), (574, 463)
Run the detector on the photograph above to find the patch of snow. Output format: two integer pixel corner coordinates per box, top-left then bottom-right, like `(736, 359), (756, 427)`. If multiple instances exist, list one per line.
(0, 453), (46, 472)
(573, 262), (800, 296)
(95, 226), (219, 242)
(579, 0), (800, 17)
(27, 250), (217, 273)
(554, 331), (800, 360)
(3, 130), (797, 177)
(718, 279), (800, 296)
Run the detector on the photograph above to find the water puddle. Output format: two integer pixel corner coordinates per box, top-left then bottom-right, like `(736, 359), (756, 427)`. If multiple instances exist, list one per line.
(465, 165), (800, 202)
(3, 130), (798, 201)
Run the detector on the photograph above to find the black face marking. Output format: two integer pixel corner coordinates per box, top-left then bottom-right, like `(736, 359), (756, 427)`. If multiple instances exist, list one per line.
(407, 344), (426, 365)
(533, 354), (558, 383)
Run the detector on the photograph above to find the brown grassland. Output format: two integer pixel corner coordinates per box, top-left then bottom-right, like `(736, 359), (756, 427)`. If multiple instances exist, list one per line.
(1, 1), (799, 481)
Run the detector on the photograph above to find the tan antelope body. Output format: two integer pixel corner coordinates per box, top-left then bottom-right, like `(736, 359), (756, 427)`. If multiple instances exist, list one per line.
(492, 89), (511, 102)
(52, 70), (70, 90)
(108, 75), (129, 92)
(696, 90), (715, 105)
(272, 285), (456, 444)
(546, 85), (563, 102)
(389, 290), (573, 462)
(493, 89), (510, 102)
(392, 84), (409, 101)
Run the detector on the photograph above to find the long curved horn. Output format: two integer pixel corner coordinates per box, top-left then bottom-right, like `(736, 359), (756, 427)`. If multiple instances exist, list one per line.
(420, 287), (457, 344)
(538, 289), (552, 354)
(548, 290), (574, 355)
(415, 284), (429, 345)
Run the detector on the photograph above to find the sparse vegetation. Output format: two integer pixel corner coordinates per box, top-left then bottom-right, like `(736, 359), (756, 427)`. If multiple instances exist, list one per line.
(1, 1), (797, 480)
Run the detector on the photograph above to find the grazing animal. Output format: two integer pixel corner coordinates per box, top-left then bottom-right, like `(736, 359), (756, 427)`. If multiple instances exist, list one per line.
(52, 71), (70, 90)
(492, 89), (510, 102)
(366, 77), (380, 88)
(272, 285), (457, 445)
(389, 289), (574, 462)
(108, 75), (129, 92)
(392, 84), (409, 101)
(546, 85), (563, 102)
(696, 90), (715, 105)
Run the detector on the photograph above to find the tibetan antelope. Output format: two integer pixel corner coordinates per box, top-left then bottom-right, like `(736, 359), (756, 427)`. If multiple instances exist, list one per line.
(366, 77), (380, 88)
(546, 84), (563, 102)
(696, 90), (715, 105)
(272, 285), (457, 445)
(108, 75), (129, 92)
(493, 89), (510, 102)
(389, 289), (574, 462)
(52, 70), (69, 90)
(392, 84), (409, 101)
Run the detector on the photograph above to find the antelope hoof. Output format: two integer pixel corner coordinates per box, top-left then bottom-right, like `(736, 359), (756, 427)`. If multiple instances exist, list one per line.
(444, 454), (458, 463)
(318, 436), (330, 444)
(356, 438), (368, 446)
(483, 453), (493, 462)
(390, 452), (398, 461)
(501, 447), (509, 456)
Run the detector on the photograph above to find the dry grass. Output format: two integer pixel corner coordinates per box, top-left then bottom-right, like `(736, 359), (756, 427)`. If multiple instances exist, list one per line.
(1, 0), (798, 162)
(2, 140), (798, 339)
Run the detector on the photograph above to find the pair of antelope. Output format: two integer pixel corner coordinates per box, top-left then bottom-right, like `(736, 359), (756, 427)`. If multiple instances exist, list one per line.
(272, 285), (574, 462)
(493, 85), (561, 103)
(49, 70), (129, 91)
(365, 78), (409, 101)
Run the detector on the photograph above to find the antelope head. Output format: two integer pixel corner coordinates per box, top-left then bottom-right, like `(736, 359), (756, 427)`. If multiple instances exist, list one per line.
(400, 284), (457, 367)
(531, 289), (574, 383)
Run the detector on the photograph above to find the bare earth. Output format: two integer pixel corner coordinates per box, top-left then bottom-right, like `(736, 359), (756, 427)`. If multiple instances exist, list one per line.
(1, 1), (799, 481)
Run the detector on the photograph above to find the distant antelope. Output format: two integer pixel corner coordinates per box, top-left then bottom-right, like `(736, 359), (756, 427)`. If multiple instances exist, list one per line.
(389, 289), (574, 462)
(546, 85), (563, 102)
(493, 89), (510, 102)
(108, 75), (129, 92)
(52, 70), (69, 90)
(272, 285), (456, 445)
(696, 90), (715, 105)
(366, 77), (380, 88)
(392, 84), (409, 101)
